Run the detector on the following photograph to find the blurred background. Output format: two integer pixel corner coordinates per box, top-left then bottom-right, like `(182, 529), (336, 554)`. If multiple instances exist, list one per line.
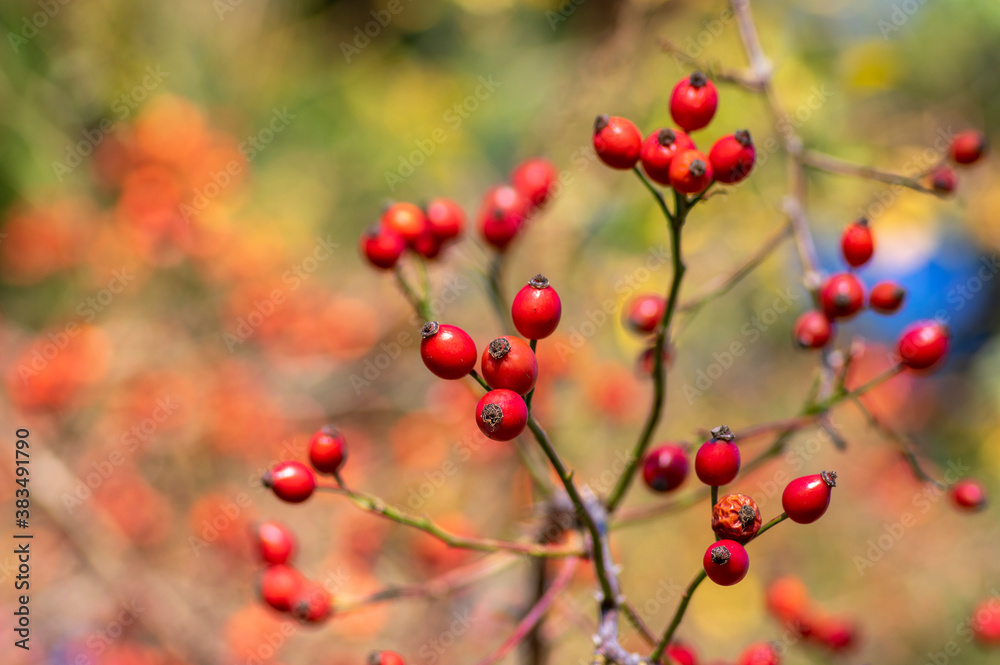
(1, 0), (999, 664)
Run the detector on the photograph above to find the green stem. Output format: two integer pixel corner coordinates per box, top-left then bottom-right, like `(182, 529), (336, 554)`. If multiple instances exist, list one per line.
(395, 265), (432, 322)
(650, 570), (706, 663)
(486, 253), (512, 331)
(525, 339), (538, 412)
(753, 512), (788, 539)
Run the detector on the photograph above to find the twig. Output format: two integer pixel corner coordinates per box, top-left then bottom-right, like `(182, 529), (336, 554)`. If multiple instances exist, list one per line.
(800, 150), (940, 195)
(848, 396), (946, 489)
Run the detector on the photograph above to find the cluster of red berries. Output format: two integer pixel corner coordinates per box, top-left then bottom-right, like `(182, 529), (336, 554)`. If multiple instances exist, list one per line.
(360, 198), (466, 270)
(928, 130), (988, 195)
(593, 72), (755, 193)
(765, 576), (858, 652)
(262, 426), (347, 503)
(419, 275), (562, 440)
(478, 157), (559, 251)
(252, 521), (331, 624)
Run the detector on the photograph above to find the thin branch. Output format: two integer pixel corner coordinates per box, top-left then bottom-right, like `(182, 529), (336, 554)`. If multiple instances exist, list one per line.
(656, 37), (765, 92)
(800, 150), (940, 195)
(650, 570), (706, 663)
(622, 602), (658, 647)
(395, 264), (432, 322)
(848, 396), (946, 489)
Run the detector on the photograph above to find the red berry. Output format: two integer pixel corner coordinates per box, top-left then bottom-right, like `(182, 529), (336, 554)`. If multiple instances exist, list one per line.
(481, 336), (538, 395)
(254, 521), (296, 565)
(642, 443), (689, 493)
(736, 642), (779, 665)
(665, 643), (699, 665)
(625, 294), (666, 333)
(669, 149), (714, 194)
(896, 320), (949, 370)
(782, 471), (837, 524)
(258, 564), (304, 612)
(412, 231), (443, 260)
(292, 581), (332, 624)
(308, 425), (346, 475)
(263, 461), (316, 504)
(640, 128), (696, 185)
(819, 273), (864, 320)
(792, 310), (833, 349)
(930, 165), (958, 194)
(475, 389), (528, 441)
(712, 493), (762, 544)
(593, 115), (642, 169)
(381, 202), (427, 246)
(695, 426), (740, 486)
(511, 158), (559, 207)
(420, 322), (478, 380)
(669, 72), (719, 132)
(868, 281), (905, 314)
(360, 226), (406, 270)
(478, 185), (529, 250)
(511, 274), (562, 340)
(709, 130), (756, 184)
(972, 597), (1000, 645)
(368, 651), (406, 665)
(950, 478), (987, 512)
(703, 539), (749, 586)
(765, 576), (810, 621)
(840, 219), (874, 267)
(950, 130), (987, 165)
(425, 198), (465, 241)
(812, 616), (857, 652)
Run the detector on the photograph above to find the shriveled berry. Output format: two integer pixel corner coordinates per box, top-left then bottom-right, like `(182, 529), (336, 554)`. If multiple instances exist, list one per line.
(782, 471), (837, 524)
(703, 539), (749, 586)
(712, 493), (762, 543)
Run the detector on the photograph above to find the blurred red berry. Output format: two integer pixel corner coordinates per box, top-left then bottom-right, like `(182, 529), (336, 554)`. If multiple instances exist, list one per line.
(793, 310), (833, 349)
(782, 471), (837, 524)
(930, 165), (957, 194)
(819, 273), (865, 320)
(703, 539), (749, 586)
(511, 157), (559, 207)
(425, 197), (465, 241)
(868, 282), (905, 314)
(360, 226), (406, 270)
(309, 425), (346, 476)
(812, 616), (857, 651)
(950, 130), (987, 165)
(625, 294), (666, 334)
(669, 149), (714, 194)
(254, 521), (296, 565)
(665, 642), (699, 665)
(840, 219), (874, 267)
(292, 581), (332, 624)
(736, 642), (780, 665)
(381, 202), (427, 246)
(420, 322), (478, 380)
(478, 185), (529, 250)
(263, 461), (316, 504)
(896, 320), (949, 370)
(642, 443), (689, 493)
(972, 597), (1000, 644)
(766, 576), (810, 621)
(258, 564), (304, 612)
(709, 130), (755, 184)
(593, 115), (642, 169)
(369, 651), (406, 665)
(640, 128), (696, 185)
(475, 389), (528, 441)
(950, 479), (987, 512)
(670, 72), (718, 132)
(511, 274), (562, 340)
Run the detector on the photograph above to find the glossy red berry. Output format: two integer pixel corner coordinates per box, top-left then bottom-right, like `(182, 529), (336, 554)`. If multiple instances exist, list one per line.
(511, 158), (559, 207)
(420, 322), (478, 379)
(930, 165), (958, 194)
(670, 72), (718, 132)
(950, 478), (987, 512)
(425, 198), (465, 241)
(665, 643), (699, 665)
(360, 226), (406, 270)
(703, 539), (749, 586)
(950, 130), (987, 165)
(254, 521), (297, 565)
(381, 202), (427, 246)
(712, 493), (762, 544)
(840, 218), (874, 267)
(868, 281), (905, 314)
(669, 149), (714, 194)
(511, 274), (562, 340)
(642, 443), (689, 493)
(292, 581), (332, 624)
(475, 389), (528, 441)
(593, 115), (642, 169)
(368, 651), (406, 665)
(481, 336), (538, 395)
(263, 461), (316, 503)
(478, 185), (529, 250)
(308, 425), (346, 475)
(709, 130), (756, 184)
(896, 320), (949, 370)
(625, 294), (665, 334)
(819, 273), (865, 320)
(793, 310), (833, 349)
(736, 642), (780, 665)
(782, 471), (837, 524)
(640, 128), (696, 185)
(695, 426), (740, 486)
(258, 564), (304, 612)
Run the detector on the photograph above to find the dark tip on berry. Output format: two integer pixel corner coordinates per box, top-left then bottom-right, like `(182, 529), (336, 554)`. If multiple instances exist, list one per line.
(739, 503), (756, 527)
(421, 321), (440, 339)
(821, 470), (838, 488)
(481, 403), (504, 431)
(380, 200), (395, 215)
(735, 129), (753, 147)
(690, 71), (708, 88)
(594, 115), (610, 133)
(363, 223), (382, 239)
(710, 544), (731, 565)
(711, 425), (735, 442)
(529, 274), (550, 289)
(856, 217), (870, 227)
(689, 159), (706, 177)
(833, 293), (851, 307)
(261, 470), (274, 489)
(367, 652), (382, 665)
(651, 477), (668, 492)
(657, 129), (678, 147)
(488, 337), (512, 360)
(319, 424), (340, 437)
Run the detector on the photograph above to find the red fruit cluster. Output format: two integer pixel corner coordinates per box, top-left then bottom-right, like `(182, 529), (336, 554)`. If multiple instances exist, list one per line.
(361, 199), (466, 270)
(257, 562), (333, 624)
(478, 158), (559, 250)
(593, 73), (755, 194)
(765, 576), (858, 652)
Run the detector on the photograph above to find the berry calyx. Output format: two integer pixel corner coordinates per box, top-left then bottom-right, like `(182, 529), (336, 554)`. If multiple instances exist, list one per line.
(641, 443), (689, 493)
(511, 274), (562, 340)
(308, 425), (347, 476)
(930, 165), (958, 194)
(840, 218), (874, 268)
(263, 461), (316, 504)
(475, 389), (528, 441)
(381, 202), (427, 246)
(868, 281), (906, 314)
(793, 310), (833, 349)
(896, 320), (949, 370)
(368, 651), (406, 665)
(511, 158), (559, 207)
(640, 128), (696, 185)
(950, 478), (987, 512)
(292, 581), (333, 624)
(420, 322), (478, 380)
(736, 642), (780, 665)
(478, 185), (529, 250)
(695, 426), (740, 486)
(258, 564), (305, 612)
(625, 294), (665, 334)
(481, 336), (538, 395)
(709, 130), (756, 184)
(254, 521), (297, 565)
(669, 72), (719, 132)
(819, 273), (865, 320)
(360, 226), (406, 270)
(782, 471), (837, 524)
(712, 493), (763, 543)
(425, 198), (465, 241)
(950, 130), (987, 165)
(669, 149), (714, 194)
(703, 539), (749, 586)
(593, 115), (642, 170)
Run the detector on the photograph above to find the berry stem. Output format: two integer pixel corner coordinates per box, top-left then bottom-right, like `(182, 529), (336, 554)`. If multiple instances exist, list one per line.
(485, 253), (513, 331)
(848, 396), (947, 489)
(394, 264), (432, 322)
(469, 369), (491, 392)
(800, 149), (941, 195)
(650, 570), (707, 663)
(525, 339), (538, 412)
(753, 512), (789, 539)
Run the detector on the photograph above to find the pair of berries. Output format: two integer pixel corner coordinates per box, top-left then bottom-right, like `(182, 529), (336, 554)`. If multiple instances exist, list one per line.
(263, 426), (348, 503)
(765, 576), (857, 652)
(478, 158), (558, 250)
(361, 199), (466, 270)
(257, 563), (332, 624)
(929, 130), (988, 194)
(474, 337), (536, 441)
